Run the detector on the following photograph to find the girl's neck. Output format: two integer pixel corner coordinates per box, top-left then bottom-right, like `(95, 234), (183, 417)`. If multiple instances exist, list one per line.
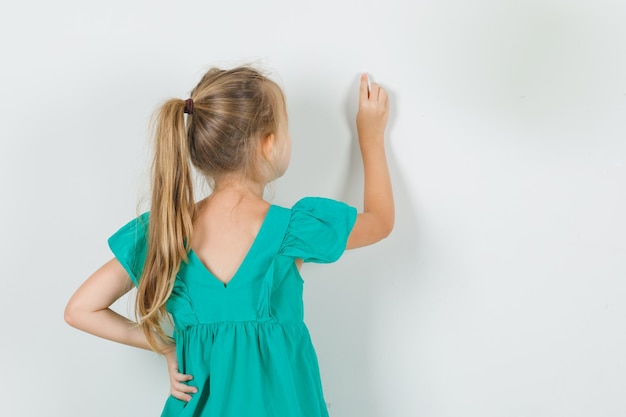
(196, 177), (269, 216)
(211, 175), (267, 201)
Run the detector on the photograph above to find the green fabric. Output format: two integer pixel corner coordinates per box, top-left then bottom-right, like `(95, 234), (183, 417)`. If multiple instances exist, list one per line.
(108, 197), (357, 417)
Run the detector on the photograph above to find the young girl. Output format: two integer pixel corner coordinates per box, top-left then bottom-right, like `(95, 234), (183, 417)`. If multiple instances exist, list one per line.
(65, 66), (393, 417)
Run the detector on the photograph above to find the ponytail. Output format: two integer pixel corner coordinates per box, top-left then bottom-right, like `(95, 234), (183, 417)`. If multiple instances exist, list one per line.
(137, 99), (196, 352)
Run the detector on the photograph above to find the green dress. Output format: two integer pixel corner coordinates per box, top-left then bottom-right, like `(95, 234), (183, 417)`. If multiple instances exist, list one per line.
(108, 197), (357, 417)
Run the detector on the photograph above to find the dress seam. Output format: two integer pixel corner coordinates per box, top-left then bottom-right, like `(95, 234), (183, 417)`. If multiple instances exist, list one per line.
(179, 320), (304, 330)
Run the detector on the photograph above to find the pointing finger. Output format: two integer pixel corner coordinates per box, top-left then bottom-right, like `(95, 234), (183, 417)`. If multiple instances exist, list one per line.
(359, 73), (369, 102)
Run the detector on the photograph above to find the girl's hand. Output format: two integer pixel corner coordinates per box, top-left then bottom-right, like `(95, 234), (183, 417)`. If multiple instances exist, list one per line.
(163, 346), (197, 402)
(356, 73), (390, 145)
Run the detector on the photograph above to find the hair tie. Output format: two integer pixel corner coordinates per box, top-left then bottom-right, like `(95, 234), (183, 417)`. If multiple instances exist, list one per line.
(184, 98), (194, 114)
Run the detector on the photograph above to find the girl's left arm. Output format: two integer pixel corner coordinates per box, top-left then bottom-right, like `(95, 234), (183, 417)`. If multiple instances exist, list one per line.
(65, 258), (197, 402)
(65, 258), (154, 350)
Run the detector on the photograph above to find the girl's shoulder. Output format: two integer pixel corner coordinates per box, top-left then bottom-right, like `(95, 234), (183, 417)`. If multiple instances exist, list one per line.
(107, 211), (150, 286)
(279, 196), (357, 264)
(287, 196), (357, 225)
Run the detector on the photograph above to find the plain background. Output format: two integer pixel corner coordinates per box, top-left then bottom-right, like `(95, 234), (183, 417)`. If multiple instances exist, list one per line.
(1, 0), (625, 416)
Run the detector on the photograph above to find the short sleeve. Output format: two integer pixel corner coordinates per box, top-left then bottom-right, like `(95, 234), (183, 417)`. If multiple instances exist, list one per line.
(279, 197), (357, 263)
(107, 212), (150, 287)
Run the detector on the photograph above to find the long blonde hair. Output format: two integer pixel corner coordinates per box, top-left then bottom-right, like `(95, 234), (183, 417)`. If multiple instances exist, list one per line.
(137, 66), (285, 351)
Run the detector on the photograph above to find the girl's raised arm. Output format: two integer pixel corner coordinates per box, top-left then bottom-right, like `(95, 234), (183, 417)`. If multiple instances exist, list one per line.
(346, 73), (394, 249)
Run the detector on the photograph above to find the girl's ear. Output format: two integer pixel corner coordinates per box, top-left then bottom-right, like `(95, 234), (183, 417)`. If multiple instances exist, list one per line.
(262, 133), (276, 161)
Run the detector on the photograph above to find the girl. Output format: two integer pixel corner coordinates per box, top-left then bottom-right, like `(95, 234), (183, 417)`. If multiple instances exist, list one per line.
(65, 66), (393, 417)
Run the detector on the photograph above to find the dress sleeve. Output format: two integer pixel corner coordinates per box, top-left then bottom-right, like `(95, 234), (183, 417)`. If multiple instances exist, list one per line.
(107, 212), (150, 287)
(279, 197), (357, 263)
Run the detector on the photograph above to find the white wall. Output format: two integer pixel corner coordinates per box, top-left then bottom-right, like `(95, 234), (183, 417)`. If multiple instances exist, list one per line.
(1, 0), (625, 416)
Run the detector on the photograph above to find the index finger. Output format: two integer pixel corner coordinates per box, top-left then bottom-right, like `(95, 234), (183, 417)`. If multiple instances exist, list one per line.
(174, 372), (194, 382)
(359, 73), (369, 102)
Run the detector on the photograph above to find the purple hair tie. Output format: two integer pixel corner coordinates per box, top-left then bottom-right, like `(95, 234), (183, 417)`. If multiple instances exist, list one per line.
(184, 98), (194, 114)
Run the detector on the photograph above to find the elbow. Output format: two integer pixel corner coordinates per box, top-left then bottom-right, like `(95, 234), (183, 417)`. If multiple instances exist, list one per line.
(64, 300), (82, 328)
(380, 221), (394, 240)
(64, 303), (77, 328)
(368, 220), (394, 244)
(368, 214), (395, 243)
(379, 214), (395, 239)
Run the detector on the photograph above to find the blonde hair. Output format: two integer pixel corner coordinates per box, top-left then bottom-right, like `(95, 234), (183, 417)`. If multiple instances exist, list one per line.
(137, 66), (285, 351)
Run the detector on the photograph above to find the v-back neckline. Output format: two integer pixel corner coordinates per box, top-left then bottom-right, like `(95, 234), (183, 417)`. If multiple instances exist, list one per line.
(188, 205), (276, 288)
